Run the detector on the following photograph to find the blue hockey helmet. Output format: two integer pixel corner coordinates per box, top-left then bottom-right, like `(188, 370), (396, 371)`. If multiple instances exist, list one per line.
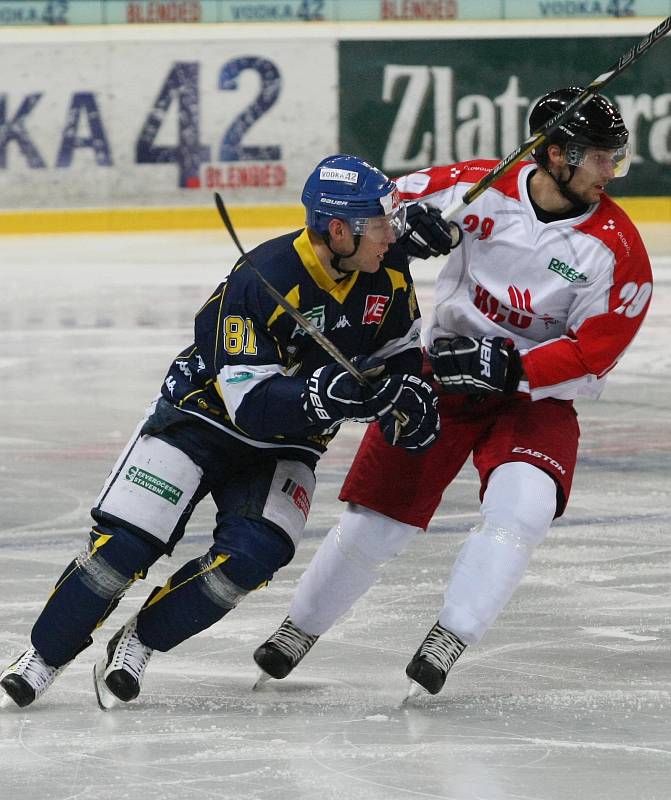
(302, 155), (406, 242)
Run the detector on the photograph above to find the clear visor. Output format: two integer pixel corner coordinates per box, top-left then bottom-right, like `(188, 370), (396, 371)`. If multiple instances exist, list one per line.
(565, 142), (632, 178)
(349, 204), (407, 243)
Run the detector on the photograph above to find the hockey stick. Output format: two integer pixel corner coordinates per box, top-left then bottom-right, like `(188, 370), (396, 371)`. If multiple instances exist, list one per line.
(440, 14), (671, 222)
(213, 192), (410, 430)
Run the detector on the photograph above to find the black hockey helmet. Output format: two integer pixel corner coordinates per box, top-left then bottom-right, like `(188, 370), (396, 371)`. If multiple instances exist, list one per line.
(530, 86), (629, 166)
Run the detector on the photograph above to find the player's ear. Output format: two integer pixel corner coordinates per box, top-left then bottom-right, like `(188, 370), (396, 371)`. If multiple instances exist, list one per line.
(327, 217), (350, 243)
(546, 143), (565, 167)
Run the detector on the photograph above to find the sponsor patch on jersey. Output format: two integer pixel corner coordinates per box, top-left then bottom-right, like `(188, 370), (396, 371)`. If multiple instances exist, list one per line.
(511, 446), (566, 475)
(282, 478), (310, 520)
(226, 370), (254, 383)
(362, 294), (389, 325)
(124, 466), (184, 504)
(293, 305), (326, 337)
(548, 257), (588, 283)
(320, 167), (358, 184)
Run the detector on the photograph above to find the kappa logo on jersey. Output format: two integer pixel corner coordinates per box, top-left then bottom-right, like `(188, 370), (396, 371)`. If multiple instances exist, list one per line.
(363, 295), (389, 325)
(281, 478), (310, 520)
(511, 447), (566, 475)
(331, 314), (351, 330)
(293, 305), (325, 338)
(548, 257), (588, 283)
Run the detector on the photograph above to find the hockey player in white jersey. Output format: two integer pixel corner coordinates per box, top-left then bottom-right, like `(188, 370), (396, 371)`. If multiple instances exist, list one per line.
(253, 87), (653, 696)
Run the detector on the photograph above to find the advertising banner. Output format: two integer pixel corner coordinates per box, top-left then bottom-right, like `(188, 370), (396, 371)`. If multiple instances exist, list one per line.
(0, 0), (667, 25)
(0, 37), (337, 209)
(339, 36), (671, 197)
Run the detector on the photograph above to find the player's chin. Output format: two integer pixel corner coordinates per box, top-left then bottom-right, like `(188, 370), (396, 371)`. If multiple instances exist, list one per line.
(584, 186), (604, 204)
(593, 182), (608, 198)
(362, 254), (384, 272)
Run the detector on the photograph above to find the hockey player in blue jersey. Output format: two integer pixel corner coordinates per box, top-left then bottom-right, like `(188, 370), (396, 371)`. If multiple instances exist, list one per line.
(0, 155), (443, 709)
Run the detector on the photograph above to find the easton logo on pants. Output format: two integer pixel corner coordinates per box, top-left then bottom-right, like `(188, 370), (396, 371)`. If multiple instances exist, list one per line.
(125, 466), (184, 505)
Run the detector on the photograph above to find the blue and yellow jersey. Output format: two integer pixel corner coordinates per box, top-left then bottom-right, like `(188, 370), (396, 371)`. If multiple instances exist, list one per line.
(160, 228), (422, 458)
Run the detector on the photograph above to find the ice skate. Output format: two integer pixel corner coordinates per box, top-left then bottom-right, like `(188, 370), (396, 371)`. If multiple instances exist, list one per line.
(93, 617), (153, 710)
(252, 616), (318, 687)
(0, 646), (66, 708)
(403, 622), (466, 700)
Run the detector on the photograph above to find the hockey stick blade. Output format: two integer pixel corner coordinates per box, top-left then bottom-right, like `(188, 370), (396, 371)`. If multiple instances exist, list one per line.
(213, 193), (409, 431)
(440, 14), (671, 222)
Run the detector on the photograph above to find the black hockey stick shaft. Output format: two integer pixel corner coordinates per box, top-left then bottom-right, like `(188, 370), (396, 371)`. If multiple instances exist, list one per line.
(213, 193), (410, 428)
(440, 14), (671, 222)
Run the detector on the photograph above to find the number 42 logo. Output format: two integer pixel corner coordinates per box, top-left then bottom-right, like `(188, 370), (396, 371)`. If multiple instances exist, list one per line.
(136, 58), (282, 188)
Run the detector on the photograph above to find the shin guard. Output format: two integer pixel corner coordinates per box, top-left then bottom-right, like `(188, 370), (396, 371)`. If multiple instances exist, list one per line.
(31, 527), (160, 667)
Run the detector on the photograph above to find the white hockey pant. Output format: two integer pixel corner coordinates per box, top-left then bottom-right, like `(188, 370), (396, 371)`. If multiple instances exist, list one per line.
(289, 505), (420, 636)
(439, 461), (557, 644)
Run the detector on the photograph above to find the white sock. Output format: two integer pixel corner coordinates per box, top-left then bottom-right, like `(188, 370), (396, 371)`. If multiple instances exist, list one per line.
(439, 462), (557, 644)
(290, 504), (419, 636)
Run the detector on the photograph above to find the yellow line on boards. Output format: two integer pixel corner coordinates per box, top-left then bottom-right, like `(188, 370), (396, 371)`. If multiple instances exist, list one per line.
(615, 196), (671, 222)
(0, 199), (668, 235)
(0, 205), (306, 234)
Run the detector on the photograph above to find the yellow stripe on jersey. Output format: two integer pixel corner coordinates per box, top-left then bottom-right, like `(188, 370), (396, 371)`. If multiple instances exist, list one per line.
(385, 267), (408, 293)
(292, 228), (359, 303)
(267, 283), (301, 328)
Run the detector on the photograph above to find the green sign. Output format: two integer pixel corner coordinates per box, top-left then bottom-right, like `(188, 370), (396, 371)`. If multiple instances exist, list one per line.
(339, 37), (671, 196)
(125, 466), (183, 505)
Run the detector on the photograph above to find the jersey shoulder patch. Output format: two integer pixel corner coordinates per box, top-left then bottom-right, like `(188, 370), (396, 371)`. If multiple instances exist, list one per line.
(574, 197), (648, 266)
(397, 159), (529, 201)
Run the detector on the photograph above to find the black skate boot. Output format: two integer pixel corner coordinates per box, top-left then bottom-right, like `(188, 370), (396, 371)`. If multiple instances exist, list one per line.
(405, 622), (466, 696)
(253, 617), (318, 682)
(93, 618), (153, 710)
(1, 646), (66, 708)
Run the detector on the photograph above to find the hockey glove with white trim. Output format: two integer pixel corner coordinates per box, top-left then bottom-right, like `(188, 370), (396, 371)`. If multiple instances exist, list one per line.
(429, 336), (523, 395)
(398, 202), (463, 260)
(379, 374), (440, 453)
(303, 357), (404, 426)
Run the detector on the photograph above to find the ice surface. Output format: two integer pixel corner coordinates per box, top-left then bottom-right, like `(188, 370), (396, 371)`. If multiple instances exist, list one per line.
(0, 226), (669, 800)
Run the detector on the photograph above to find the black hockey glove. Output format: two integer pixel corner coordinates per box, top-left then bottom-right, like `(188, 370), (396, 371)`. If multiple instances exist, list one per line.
(398, 202), (463, 260)
(379, 374), (440, 453)
(303, 357), (404, 426)
(429, 336), (523, 395)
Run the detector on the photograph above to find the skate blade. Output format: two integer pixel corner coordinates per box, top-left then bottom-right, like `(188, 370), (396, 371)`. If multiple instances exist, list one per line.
(400, 678), (426, 707)
(92, 660), (119, 711)
(0, 690), (15, 710)
(251, 669), (272, 691)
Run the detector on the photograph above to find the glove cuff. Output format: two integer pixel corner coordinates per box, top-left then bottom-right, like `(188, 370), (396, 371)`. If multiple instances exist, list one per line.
(504, 347), (523, 394)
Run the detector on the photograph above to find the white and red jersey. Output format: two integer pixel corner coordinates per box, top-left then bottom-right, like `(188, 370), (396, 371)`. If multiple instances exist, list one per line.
(397, 160), (653, 400)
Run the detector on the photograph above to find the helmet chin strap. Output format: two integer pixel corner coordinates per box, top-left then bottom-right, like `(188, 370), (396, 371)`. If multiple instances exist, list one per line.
(323, 233), (362, 274)
(547, 163), (586, 208)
